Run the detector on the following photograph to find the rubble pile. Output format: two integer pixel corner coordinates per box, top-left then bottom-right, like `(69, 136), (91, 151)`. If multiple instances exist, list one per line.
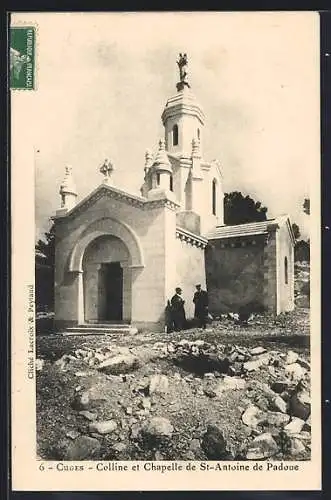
(37, 337), (311, 462)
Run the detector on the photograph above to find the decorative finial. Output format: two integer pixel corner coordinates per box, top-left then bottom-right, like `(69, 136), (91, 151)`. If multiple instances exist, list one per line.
(144, 149), (153, 173)
(100, 158), (114, 184)
(59, 165), (77, 209)
(60, 166), (76, 193)
(153, 138), (172, 172)
(212, 159), (222, 170)
(176, 53), (190, 91)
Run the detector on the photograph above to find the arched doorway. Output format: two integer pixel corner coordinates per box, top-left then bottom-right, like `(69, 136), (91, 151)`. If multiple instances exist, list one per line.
(82, 235), (131, 323)
(68, 217), (145, 325)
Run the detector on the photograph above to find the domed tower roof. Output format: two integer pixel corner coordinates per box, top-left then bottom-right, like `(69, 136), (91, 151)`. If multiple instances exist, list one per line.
(161, 53), (205, 126)
(162, 87), (205, 126)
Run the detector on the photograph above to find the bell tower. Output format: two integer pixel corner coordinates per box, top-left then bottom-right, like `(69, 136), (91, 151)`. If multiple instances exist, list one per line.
(161, 54), (205, 157)
(141, 53), (224, 235)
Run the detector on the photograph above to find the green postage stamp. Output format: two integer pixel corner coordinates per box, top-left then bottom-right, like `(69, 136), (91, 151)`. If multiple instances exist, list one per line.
(10, 26), (36, 90)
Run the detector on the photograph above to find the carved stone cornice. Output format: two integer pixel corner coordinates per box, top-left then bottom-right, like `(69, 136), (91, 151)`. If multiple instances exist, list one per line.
(53, 184), (180, 221)
(176, 226), (208, 249)
(208, 235), (268, 249)
(146, 198), (180, 211)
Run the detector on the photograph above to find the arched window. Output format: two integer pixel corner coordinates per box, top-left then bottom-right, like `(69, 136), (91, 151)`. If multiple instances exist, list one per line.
(170, 174), (173, 192)
(197, 128), (200, 140)
(212, 179), (217, 215)
(172, 124), (178, 146)
(284, 257), (288, 284)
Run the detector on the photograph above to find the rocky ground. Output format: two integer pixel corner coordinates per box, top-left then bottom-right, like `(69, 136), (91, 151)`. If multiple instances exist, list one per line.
(36, 305), (311, 463)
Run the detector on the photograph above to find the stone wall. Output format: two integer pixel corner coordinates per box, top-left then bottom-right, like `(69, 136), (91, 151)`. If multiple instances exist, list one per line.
(277, 223), (295, 312)
(262, 230), (277, 313)
(176, 210), (201, 234)
(205, 236), (265, 315)
(170, 235), (206, 319)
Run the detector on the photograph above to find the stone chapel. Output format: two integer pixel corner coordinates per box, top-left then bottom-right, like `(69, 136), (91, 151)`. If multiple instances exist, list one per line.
(53, 55), (295, 333)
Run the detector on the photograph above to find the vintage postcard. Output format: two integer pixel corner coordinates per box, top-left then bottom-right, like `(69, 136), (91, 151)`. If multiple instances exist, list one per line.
(11, 11), (321, 491)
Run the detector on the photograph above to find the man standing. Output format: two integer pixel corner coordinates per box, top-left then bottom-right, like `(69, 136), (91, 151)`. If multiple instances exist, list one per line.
(170, 287), (186, 332)
(193, 284), (208, 329)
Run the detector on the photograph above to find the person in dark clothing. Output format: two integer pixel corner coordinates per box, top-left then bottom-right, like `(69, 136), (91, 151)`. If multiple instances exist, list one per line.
(165, 299), (174, 332)
(193, 284), (208, 329)
(170, 287), (186, 331)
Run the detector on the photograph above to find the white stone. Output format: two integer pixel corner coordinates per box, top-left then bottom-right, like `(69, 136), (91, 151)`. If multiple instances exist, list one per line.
(285, 350), (299, 365)
(193, 340), (205, 347)
(94, 352), (107, 362)
(97, 354), (140, 375)
(142, 417), (174, 439)
(284, 417), (305, 434)
(75, 371), (94, 377)
(112, 442), (127, 453)
(250, 347), (267, 356)
(293, 431), (311, 441)
(139, 397), (151, 410)
(79, 410), (97, 421)
(66, 430), (80, 440)
(153, 342), (166, 349)
(242, 405), (264, 429)
(36, 359), (44, 371)
(270, 395), (287, 414)
(243, 354), (270, 372)
(263, 411), (290, 427)
(217, 376), (246, 392)
(89, 420), (118, 435)
(297, 357), (311, 370)
(246, 433), (278, 460)
(54, 354), (70, 369)
(285, 363), (306, 381)
(149, 374), (169, 395)
(178, 339), (190, 346)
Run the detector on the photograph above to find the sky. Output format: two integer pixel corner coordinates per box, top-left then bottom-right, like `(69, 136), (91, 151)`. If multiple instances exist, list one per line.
(12, 12), (319, 239)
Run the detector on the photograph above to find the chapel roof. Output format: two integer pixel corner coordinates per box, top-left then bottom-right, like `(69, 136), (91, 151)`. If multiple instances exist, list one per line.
(206, 215), (295, 245)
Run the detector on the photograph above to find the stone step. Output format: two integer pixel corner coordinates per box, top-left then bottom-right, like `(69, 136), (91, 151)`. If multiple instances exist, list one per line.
(62, 324), (138, 336)
(75, 323), (131, 329)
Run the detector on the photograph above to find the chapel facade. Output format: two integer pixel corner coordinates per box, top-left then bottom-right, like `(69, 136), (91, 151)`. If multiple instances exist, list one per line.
(53, 55), (295, 333)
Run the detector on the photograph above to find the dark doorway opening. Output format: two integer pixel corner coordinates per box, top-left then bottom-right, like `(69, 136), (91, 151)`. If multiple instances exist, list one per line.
(98, 262), (123, 321)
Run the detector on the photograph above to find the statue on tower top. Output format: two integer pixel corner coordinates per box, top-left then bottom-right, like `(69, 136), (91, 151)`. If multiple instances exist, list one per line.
(176, 53), (190, 91)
